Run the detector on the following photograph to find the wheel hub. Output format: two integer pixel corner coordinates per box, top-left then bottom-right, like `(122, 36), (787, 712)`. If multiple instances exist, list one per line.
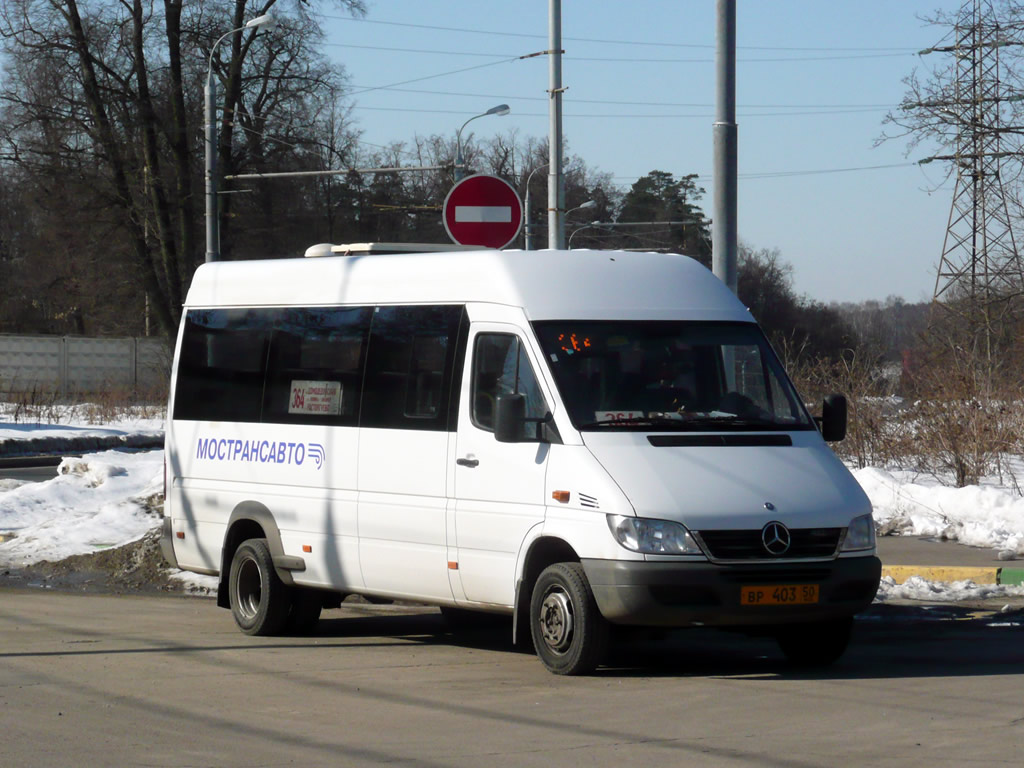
(539, 589), (574, 653)
(235, 557), (263, 620)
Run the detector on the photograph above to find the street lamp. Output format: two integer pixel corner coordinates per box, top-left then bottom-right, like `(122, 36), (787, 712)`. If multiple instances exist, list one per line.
(566, 200), (596, 218)
(454, 104), (510, 182)
(568, 220), (605, 250)
(205, 13), (276, 262)
(523, 163), (548, 250)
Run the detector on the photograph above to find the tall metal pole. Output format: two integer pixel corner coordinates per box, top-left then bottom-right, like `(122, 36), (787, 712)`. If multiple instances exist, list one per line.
(524, 163), (548, 250)
(203, 15), (275, 264)
(204, 73), (219, 262)
(712, 0), (738, 293)
(548, 0), (565, 249)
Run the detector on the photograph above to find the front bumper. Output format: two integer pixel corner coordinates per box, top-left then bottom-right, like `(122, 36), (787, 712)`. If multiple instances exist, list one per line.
(582, 555), (881, 627)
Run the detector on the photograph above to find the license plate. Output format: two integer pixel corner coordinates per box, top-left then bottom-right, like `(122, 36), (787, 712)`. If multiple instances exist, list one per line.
(740, 584), (819, 606)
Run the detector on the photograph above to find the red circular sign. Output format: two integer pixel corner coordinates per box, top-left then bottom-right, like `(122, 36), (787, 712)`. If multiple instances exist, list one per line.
(443, 174), (523, 249)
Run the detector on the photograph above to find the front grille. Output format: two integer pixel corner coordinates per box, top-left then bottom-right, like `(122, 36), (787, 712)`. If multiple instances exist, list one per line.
(696, 528), (842, 561)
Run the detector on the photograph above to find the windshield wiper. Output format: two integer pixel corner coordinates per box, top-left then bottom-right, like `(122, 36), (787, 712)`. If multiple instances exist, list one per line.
(576, 416), (685, 429)
(669, 416), (779, 429)
(577, 414), (785, 430)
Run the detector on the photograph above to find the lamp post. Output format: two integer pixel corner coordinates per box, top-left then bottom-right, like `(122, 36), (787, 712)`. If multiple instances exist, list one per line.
(454, 104), (510, 182)
(568, 221), (603, 249)
(205, 13), (275, 263)
(523, 163), (548, 250)
(566, 200), (596, 218)
(563, 201), (596, 249)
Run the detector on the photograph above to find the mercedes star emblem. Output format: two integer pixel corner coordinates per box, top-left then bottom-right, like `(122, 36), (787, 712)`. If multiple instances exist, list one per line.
(761, 521), (791, 556)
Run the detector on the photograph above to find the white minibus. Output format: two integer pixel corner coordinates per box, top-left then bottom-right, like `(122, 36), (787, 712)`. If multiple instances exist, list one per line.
(161, 247), (880, 675)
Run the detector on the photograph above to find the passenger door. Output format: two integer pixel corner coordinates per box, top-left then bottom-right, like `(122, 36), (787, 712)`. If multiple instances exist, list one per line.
(357, 305), (465, 601)
(452, 327), (551, 606)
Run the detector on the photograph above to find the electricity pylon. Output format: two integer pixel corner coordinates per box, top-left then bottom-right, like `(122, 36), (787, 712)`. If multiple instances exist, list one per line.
(920, 0), (1024, 362)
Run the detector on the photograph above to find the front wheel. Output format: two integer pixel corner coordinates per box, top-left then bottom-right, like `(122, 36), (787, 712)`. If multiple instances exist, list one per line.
(776, 617), (853, 667)
(228, 538), (291, 636)
(529, 562), (609, 675)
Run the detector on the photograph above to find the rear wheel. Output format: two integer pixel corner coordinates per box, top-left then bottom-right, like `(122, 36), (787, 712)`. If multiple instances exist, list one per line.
(529, 562), (608, 675)
(228, 538), (291, 636)
(776, 617), (853, 667)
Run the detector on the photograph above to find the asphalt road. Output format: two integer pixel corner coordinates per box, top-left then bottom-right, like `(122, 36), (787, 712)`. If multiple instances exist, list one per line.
(0, 456), (63, 484)
(1, 590), (1022, 767)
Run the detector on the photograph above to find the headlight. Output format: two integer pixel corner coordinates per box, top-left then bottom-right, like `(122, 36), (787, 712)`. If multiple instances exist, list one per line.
(840, 514), (876, 552)
(606, 514), (704, 555)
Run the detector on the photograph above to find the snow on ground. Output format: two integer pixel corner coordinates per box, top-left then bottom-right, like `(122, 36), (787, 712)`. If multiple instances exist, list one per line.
(0, 450), (163, 566)
(2, 405), (1024, 602)
(875, 575), (1024, 603)
(853, 465), (1024, 556)
(0, 402), (164, 441)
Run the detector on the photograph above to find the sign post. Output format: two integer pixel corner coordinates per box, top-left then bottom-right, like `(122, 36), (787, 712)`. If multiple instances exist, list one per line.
(443, 174), (523, 249)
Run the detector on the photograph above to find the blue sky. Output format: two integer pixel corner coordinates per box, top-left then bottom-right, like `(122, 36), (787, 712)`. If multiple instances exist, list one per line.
(320, 1), (963, 304)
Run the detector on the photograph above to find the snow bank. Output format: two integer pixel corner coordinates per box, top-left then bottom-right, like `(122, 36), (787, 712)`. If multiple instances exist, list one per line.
(0, 450), (163, 566)
(854, 466), (1024, 555)
(874, 575), (1024, 603)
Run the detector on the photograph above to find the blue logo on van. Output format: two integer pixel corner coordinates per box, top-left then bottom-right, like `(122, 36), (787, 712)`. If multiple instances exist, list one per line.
(194, 437), (325, 469)
(307, 443), (326, 469)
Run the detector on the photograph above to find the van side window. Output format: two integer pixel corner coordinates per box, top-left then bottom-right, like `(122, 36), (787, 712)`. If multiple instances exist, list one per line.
(472, 334), (547, 438)
(261, 307), (372, 426)
(361, 305), (464, 430)
(174, 309), (272, 422)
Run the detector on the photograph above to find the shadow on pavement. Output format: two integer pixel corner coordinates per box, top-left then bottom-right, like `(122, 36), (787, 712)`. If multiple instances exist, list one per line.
(310, 601), (1024, 680)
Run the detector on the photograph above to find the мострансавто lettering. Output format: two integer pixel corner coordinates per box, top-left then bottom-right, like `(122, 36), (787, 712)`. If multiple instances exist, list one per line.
(195, 437), (326, 469)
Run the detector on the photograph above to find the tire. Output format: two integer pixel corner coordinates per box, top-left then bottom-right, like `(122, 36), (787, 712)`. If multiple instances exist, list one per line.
(776, 617), (853, 667)
(529, 562), (609, 675)
(286, 587), (323, 635)
(228, 538), (291, 636)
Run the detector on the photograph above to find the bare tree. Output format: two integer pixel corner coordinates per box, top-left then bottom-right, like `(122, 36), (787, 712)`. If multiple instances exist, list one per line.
(0, 0), (364, 338)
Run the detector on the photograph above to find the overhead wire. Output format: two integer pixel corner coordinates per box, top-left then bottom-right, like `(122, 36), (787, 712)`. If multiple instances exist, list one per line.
(346, 84), (891, 109)
(351, 105), (888, 118)
(323, 39), (912, 63)
(323, 15), (915, 53)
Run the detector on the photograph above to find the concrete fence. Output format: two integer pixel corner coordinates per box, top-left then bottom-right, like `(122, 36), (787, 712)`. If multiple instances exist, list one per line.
(0, 334), (170, 398)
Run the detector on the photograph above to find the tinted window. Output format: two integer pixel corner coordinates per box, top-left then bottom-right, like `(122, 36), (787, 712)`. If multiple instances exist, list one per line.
(174, 307), (371, 425)
(174, 309), (272, 422)
(261, 307), (372, 426)
(361, 305), (464, 430)
(472, 334), (548, 440)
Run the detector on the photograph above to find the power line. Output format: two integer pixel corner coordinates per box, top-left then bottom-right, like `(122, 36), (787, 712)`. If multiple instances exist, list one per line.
(346, 56), (523, 97)
(348, 84), (891, 109)
(350, 105), (887, 118)
(324, 39), (911, 64)
(324, 15), (915, 53)
(607, 162), (917, 182)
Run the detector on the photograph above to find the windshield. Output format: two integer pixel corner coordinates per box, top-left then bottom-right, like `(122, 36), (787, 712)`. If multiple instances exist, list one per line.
(532, 321), (814, 432)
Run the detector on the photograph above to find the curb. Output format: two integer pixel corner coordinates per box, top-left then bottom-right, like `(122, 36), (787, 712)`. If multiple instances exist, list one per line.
(0, 434), (163, 459)
(882, 565), (1024, 586)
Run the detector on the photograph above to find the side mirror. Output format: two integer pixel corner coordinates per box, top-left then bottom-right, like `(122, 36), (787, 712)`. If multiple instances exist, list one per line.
(820, 393), (847, 442)
(494, 393), (526, 443)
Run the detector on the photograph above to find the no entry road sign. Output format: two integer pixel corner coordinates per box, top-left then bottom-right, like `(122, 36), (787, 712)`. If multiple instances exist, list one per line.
(443, 174), (523, 249)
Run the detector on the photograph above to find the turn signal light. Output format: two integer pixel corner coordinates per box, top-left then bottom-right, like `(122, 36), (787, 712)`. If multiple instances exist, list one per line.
(552, 490), (570, 503)
(302, 545), (312, 553)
